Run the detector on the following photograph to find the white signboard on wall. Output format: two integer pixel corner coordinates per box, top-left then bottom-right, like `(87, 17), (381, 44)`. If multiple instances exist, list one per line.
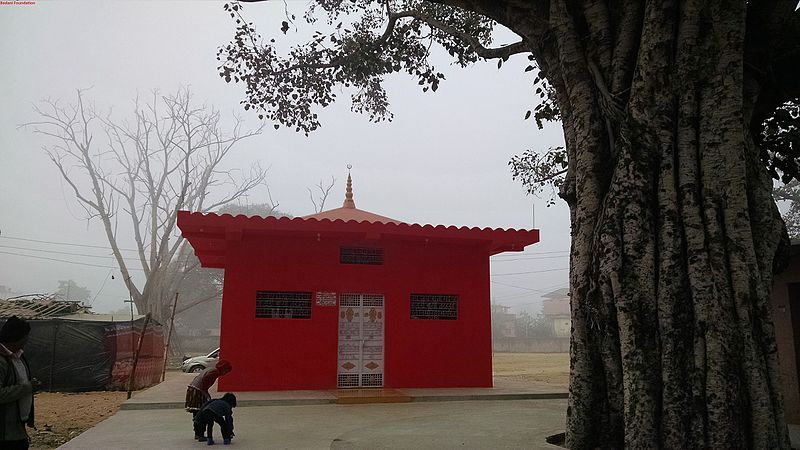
(316, 292), (337, 306)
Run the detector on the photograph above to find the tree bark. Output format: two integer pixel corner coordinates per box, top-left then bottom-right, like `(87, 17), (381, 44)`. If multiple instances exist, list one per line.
(524, 1), (792, 448)
(454, 0), (794, 447)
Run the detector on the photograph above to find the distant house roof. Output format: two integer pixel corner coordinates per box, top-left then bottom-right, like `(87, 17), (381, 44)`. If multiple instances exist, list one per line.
(0, 299), (90, 319)
(542, 288), (569, 299)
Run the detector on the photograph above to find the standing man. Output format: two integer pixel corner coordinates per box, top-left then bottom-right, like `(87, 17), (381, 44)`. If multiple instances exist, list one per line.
(0, 316), (34, 449)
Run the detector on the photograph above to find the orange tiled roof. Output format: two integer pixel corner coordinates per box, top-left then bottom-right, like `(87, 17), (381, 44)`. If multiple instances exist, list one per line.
(302, 206), (402, 224)
(178, 171), (539, 268)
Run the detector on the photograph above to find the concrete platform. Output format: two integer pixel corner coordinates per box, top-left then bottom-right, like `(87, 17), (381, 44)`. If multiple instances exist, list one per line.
(62, 399), (568, 449)
(60, 374), (569, 448)
(121, 372), (568, 410)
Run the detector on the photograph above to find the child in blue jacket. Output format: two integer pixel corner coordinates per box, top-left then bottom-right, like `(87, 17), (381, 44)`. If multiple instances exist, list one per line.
(193, 392), (236, 445)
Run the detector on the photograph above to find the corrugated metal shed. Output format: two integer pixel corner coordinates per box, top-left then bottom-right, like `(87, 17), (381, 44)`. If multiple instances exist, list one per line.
(0, 298), (90, 319)
(59, 313), (147, 322)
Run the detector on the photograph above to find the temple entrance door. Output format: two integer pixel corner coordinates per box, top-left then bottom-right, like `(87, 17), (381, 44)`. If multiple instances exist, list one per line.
(337, 294), (384, 388)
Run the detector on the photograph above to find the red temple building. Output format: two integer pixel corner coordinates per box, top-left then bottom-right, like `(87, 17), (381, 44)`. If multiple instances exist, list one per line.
(178, 174), (539, 391)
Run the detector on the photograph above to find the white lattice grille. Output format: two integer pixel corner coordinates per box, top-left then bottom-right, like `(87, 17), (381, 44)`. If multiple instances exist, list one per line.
(362, 295), (384, 307)
(337, 374), (359, 388)
(255, 291), (312, 319)
(410, 294), (458, 320)
(339, 294), (360, 307)
(361, 373), (383, 387)
(340, 247), (384, 265)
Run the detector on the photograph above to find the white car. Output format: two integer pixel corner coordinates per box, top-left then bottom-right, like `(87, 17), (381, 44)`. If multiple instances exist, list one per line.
(180, 348), (219, 373)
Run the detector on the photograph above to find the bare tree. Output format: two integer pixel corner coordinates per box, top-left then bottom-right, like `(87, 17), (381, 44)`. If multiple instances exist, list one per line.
(25, 88), (266, 322)
(307, 176), (336, 213)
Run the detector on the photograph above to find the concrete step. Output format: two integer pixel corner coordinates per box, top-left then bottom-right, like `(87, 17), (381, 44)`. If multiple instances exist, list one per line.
(334, 388), (412, 404)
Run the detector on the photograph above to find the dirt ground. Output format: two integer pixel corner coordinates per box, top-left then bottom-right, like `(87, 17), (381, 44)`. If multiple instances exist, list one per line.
(29, 391), (127, 449)
(29, 354), (569, 448)
(492, 352), (570, 387)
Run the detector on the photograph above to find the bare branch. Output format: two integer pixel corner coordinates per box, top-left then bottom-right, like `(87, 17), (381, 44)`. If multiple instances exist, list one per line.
(175, 289), (222, 315)
(308, 176), (336, 213)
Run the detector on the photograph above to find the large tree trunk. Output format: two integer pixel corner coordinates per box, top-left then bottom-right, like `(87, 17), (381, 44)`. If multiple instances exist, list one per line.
(495, 1), (791, 448)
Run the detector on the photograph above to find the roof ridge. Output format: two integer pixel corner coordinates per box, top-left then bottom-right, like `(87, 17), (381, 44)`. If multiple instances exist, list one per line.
(180, 210), (534, 233)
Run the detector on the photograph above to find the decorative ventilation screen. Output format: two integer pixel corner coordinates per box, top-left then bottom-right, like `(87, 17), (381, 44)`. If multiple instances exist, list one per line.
(337, 374), (359, 388)
(256, 291), (312, 319)
(362, 295), (384, 307)
(340, 247), (384, 265)
(410, 294), (458, 320)
(361, 373), (383, 387)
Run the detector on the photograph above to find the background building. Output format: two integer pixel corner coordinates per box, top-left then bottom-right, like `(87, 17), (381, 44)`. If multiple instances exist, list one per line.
(542, 288), (571, 338)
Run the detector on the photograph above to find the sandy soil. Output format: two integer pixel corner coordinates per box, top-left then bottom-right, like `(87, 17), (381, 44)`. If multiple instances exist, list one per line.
(29, 391), (127, 449)
(492, 352), (570, 387)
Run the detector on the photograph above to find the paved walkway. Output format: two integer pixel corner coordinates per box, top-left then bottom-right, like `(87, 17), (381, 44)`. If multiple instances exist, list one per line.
(60, 374), (569, 449)
(62, 399), (568, 449)
(122, 373), (568, 410)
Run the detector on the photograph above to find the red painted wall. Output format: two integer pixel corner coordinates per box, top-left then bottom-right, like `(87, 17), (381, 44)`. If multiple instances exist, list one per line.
(217, 234), (492, 391)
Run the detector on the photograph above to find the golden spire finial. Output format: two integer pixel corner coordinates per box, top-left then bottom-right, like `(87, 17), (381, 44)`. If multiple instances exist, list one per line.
(343, 164), (355, 208)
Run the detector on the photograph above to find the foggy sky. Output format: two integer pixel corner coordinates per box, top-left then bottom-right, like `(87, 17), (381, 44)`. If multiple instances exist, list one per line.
(0, 1), (570, 315)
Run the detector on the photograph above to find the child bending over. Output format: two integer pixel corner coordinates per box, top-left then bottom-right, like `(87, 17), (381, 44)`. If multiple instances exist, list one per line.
(194, 392), (236, 445)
